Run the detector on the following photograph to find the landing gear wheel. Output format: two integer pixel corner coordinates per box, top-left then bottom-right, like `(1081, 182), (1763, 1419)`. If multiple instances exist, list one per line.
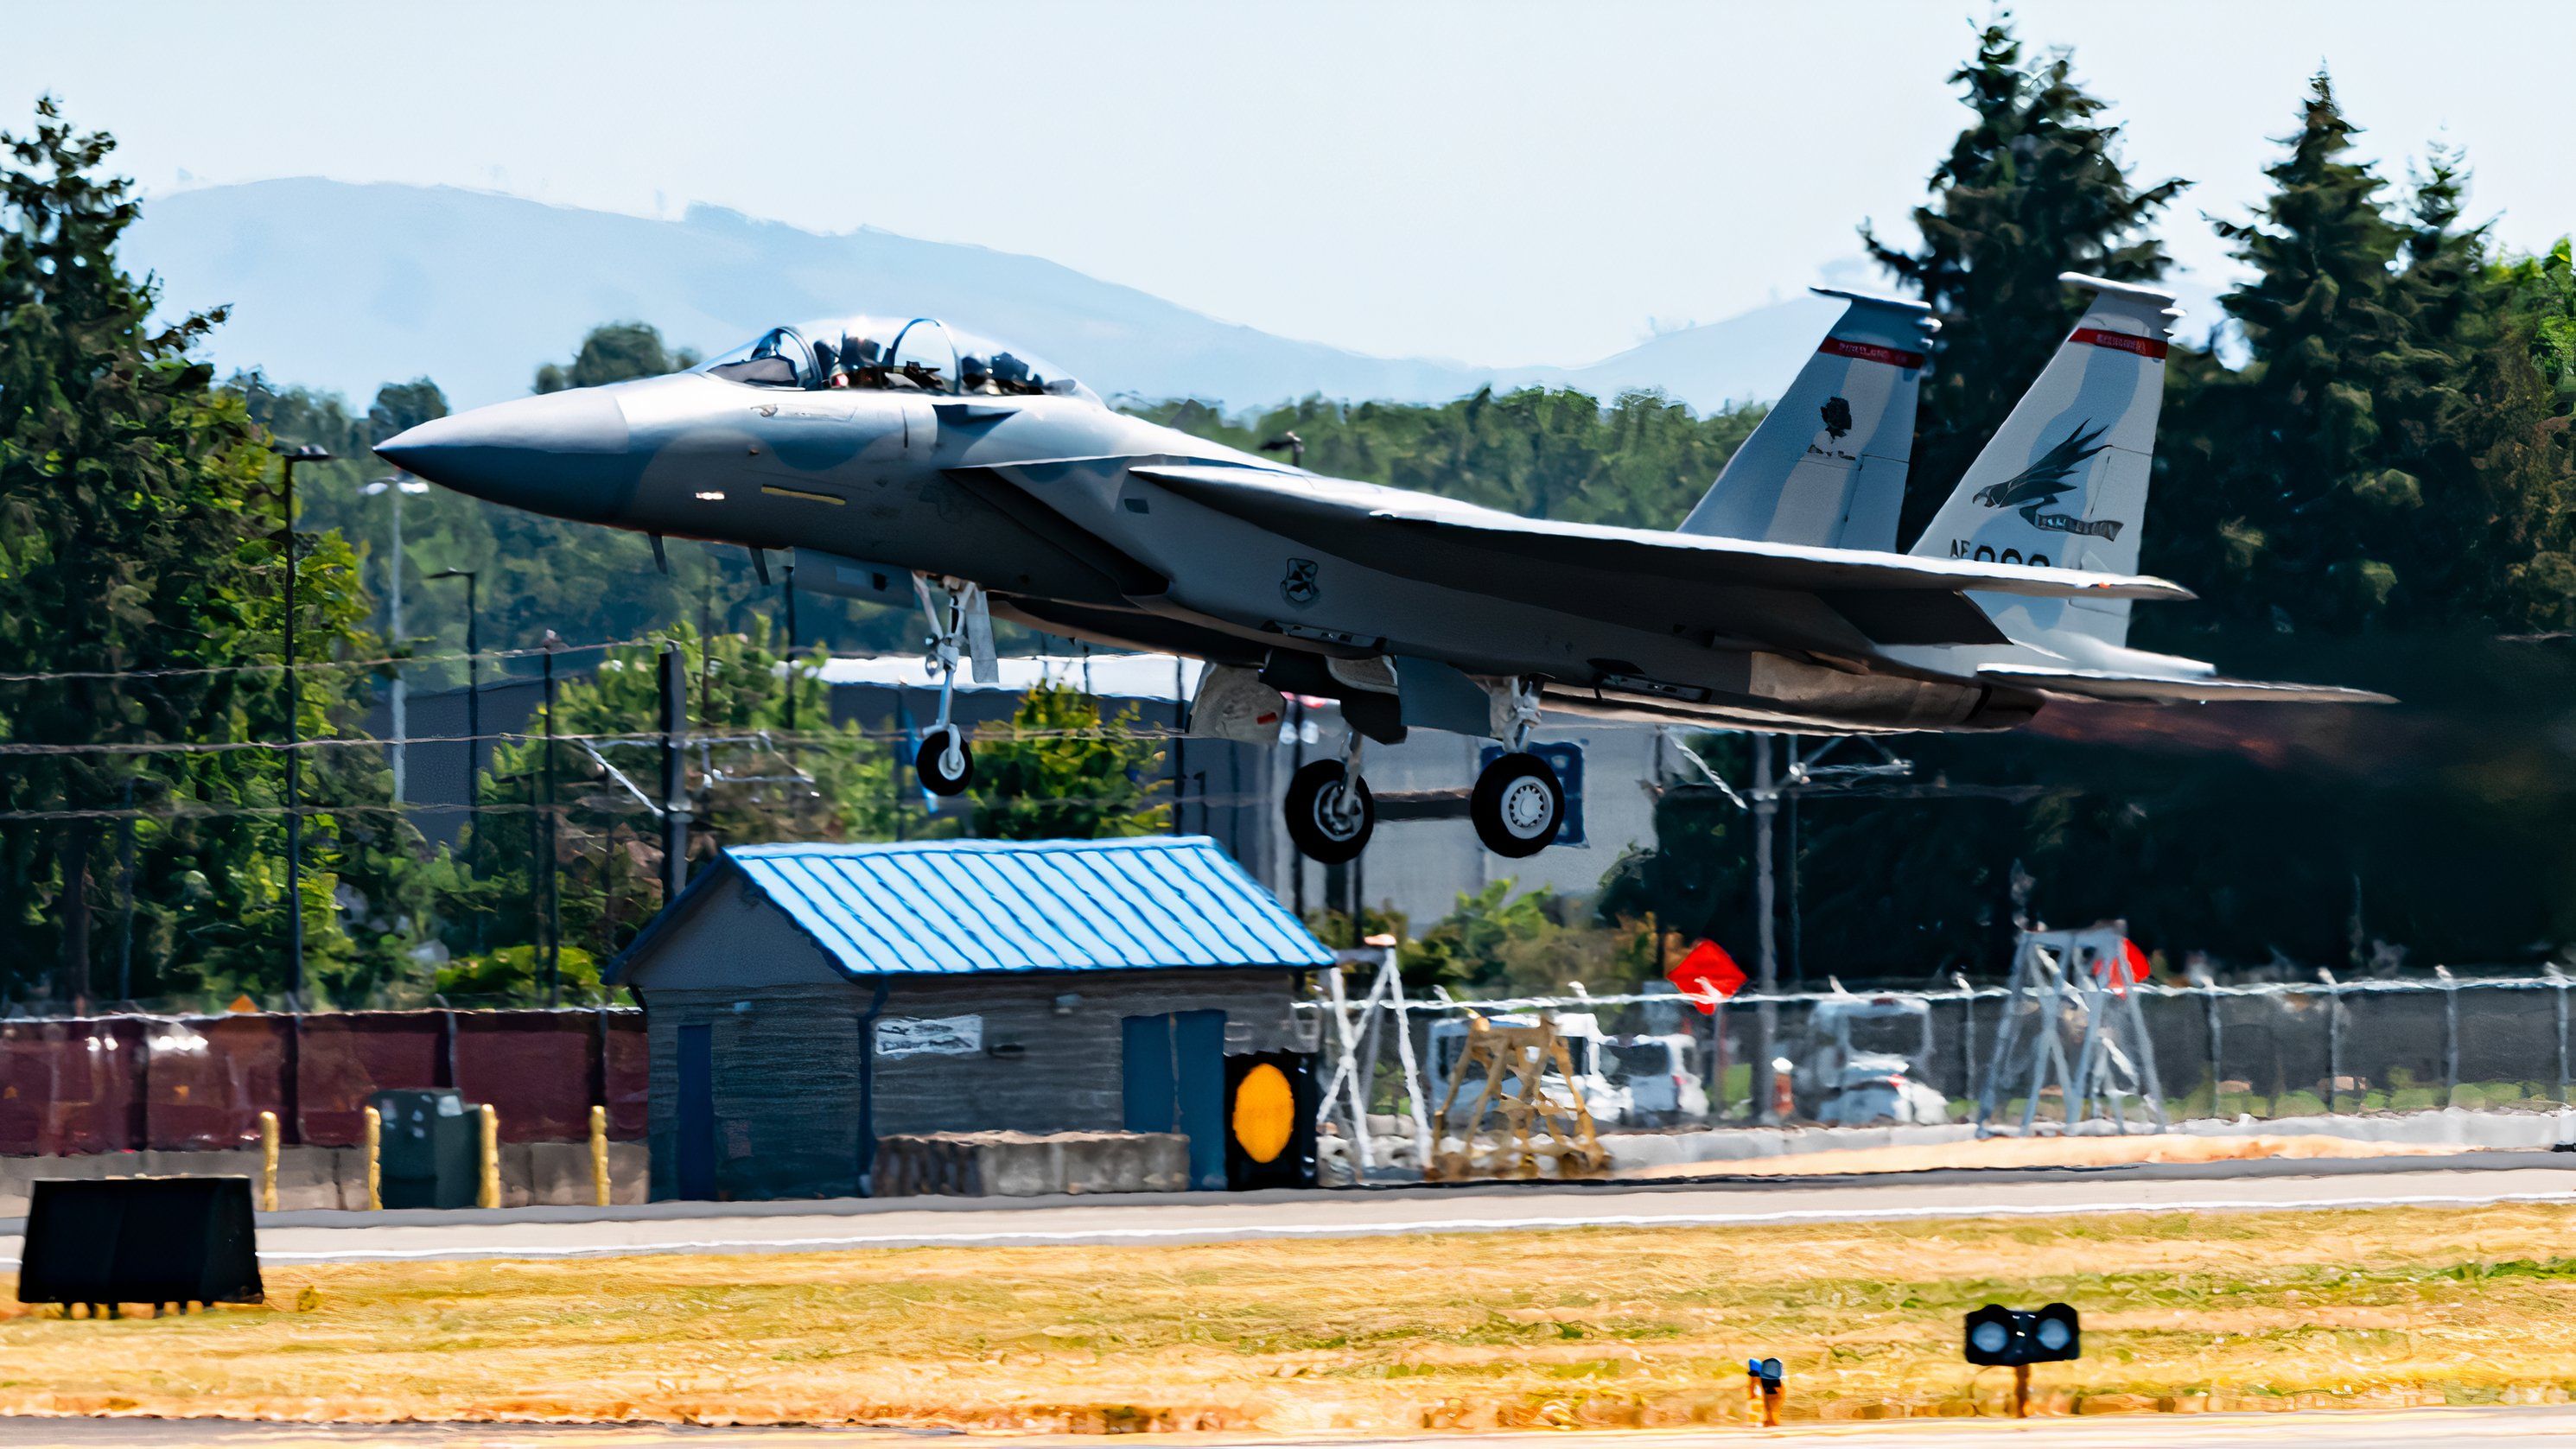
(1285, 759), (1375, 865)
(915, 724), (974, 796)
(1472, 751), (1563, 858)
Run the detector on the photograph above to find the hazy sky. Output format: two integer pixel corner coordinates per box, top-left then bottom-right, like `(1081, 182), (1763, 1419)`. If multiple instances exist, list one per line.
(10, 1), (2573, 366)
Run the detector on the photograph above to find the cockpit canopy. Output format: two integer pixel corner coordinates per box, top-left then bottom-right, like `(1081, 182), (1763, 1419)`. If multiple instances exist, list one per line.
(696, 316), (1098, 404)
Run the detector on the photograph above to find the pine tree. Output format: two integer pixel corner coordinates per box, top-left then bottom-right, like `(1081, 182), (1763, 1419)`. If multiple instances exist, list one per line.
(1862, 18), (2185, 544)
(2181, 76), (2576, 632)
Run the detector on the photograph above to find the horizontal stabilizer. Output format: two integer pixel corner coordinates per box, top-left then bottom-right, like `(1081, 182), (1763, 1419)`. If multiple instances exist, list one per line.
(1975, 664), (2395, 705)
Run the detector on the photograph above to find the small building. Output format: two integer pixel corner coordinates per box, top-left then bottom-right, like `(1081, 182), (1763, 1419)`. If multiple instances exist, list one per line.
(607, 836), (1332, 1201)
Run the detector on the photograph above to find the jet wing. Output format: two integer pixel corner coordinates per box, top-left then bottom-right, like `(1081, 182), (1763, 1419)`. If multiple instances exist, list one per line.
(1975, 664), (2395, 705)
(1129, 463), (2193, 604)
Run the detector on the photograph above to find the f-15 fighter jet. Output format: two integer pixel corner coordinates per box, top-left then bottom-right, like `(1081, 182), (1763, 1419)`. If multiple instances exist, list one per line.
(378, 277), (2382, 867)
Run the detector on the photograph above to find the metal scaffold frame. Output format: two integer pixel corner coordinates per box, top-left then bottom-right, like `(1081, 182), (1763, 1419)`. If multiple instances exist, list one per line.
(1973, 927), (2170, 1137)
(1315, 943), (1434, 1173)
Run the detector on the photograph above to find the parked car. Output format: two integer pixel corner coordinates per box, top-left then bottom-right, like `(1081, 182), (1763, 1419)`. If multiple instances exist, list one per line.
(1791, 994), (1950, 1125)
(1606, 1033), (1709, 1126)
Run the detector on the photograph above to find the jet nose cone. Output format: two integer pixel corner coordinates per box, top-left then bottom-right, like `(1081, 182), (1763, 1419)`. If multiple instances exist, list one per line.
(375, 388), (641, 523)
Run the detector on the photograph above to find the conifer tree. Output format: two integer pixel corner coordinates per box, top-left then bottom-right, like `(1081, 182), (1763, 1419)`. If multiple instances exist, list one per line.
(0, 99), (395, 1005)
(2179, 76), (2574, 632)
(1862, 18), (2185, 544)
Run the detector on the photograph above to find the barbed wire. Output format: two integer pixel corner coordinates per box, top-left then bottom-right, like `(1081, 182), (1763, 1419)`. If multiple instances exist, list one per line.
(0, 633), (667, 685)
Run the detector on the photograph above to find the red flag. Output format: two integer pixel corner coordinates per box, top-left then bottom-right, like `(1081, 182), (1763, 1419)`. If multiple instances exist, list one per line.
(1668, 939), (1746, 1013)
(2093, 937), (2153, 995)
(2121, 937), (2152, 982)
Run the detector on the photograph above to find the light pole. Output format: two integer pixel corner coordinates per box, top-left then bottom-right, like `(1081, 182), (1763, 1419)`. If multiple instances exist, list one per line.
(278, 443), (334, 1009)
(426, 568), (483, 948)
(363, 475), (429, 801)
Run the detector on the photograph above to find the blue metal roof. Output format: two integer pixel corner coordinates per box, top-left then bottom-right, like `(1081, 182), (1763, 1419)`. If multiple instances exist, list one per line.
(616, 836), (1332, 979)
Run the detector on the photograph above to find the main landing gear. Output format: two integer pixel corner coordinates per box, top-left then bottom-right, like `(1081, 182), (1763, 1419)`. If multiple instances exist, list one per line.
(1471, 677), (1562, 859)
(913, 575), (992, 797)
(1285, 740), (1375, 866)
(1471, 751), (1563, 858)
(1279, 674), (1566, 864)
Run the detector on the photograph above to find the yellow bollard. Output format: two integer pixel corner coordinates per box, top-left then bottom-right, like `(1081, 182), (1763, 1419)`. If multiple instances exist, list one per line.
(258, 1110), (280, 1211)
(477, 1103), (500, 1209)
(588, 1103), (611, 1206)
(362, 1105), (383, 1210)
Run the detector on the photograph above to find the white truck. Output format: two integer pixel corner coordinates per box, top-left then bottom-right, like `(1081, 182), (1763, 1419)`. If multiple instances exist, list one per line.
(1790, 994), (1951, 1125)
(1428, 1012), (1631, 1127)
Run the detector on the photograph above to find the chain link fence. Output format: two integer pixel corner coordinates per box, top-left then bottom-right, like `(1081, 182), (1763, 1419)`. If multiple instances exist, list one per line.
(1316, 971), (2576, 1130)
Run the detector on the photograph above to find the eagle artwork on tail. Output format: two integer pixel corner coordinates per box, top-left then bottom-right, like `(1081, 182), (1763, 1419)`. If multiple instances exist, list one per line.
(1971, 421), (2121, 539)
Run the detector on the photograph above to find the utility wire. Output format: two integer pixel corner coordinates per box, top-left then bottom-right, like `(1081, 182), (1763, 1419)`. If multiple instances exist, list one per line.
(0, 723), (1206, 756)
(0, 787), (1250, 823)
(0, 633), (663, 685)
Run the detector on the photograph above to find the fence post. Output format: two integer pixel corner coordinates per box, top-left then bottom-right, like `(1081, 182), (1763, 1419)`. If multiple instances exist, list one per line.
(2317, 969), (2342, 1116)
(258, 1109), (280, 1211)
(590, 1103), (611, 1206)
(364, 1105), (382, 1210)
(2436, 966), (2459, 1108)
(2554, 965), (2570, 1107)
(2202, 979), (2223, 1116)
(478, 1103), (500, 1209)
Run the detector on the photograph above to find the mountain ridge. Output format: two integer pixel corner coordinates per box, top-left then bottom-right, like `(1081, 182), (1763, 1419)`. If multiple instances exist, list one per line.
(125, 178), (1843, 412)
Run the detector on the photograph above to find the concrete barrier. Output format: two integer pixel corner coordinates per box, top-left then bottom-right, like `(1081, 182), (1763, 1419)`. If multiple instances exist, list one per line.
(1600, 1106), (2576, 1173)
(873, 1130), (1190, 1198)
(0, 1141), (648, 1216)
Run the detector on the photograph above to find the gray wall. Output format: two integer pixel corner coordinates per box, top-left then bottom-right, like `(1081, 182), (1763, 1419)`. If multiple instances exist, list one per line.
(637, 967), (1307, 1200)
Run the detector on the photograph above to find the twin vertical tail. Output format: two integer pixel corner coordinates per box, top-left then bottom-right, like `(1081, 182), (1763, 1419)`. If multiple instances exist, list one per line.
(1678, 288), (1934, 551)
(1909, 274), (2181, 650)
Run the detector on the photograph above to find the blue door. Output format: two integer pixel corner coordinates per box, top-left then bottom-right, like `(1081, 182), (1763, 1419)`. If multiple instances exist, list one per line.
(676, 1023), (716, 1200)
(1122, 1010), (1228, 1190)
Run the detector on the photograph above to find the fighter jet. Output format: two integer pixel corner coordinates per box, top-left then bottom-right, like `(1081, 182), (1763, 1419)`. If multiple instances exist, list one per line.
(378, 281), (2382, 868)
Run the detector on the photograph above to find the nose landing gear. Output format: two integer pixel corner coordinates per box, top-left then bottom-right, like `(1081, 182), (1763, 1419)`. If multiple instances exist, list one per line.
(912, 574), (992, 798)
(917, 721), (974, 795)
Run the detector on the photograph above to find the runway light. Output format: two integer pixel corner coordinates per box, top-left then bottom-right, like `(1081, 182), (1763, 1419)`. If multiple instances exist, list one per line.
(1964, 1302), (2080, 1418)
(694, 490), (727, 501)
(1744, 1356), (1785, 1427)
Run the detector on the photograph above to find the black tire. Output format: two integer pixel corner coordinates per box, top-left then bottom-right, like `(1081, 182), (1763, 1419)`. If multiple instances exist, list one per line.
(1284, 759), (1375, 865)
(1471, 751), (1563, 857)
(915, 724), (974, 796)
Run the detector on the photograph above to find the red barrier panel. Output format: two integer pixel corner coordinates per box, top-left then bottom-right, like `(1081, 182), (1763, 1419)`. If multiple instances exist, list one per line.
(457, 1013), (597, 1143)
(145, 1014), (290, 1151)
(0, 1018), (143, 1157)
(0, 1008), (646, 1156)
(606, 1014), (648, 1140)
(296, 1014), (448, 1147)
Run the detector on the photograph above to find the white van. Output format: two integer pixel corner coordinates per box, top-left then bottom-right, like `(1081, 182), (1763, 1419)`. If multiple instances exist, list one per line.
(1606, 1033), (1710, 1126)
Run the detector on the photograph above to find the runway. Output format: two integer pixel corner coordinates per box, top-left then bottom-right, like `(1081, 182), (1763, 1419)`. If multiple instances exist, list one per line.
(6, 1152), (2571, 1268)
(12, 1408), (2576, 1446)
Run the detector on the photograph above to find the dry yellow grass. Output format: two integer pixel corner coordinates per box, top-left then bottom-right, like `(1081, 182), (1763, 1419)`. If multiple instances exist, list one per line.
(12, 1203), (2576, 1430)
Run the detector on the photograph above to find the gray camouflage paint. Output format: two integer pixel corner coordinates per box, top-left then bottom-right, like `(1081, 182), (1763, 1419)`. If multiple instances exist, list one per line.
(378, 297), (2379, 747)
